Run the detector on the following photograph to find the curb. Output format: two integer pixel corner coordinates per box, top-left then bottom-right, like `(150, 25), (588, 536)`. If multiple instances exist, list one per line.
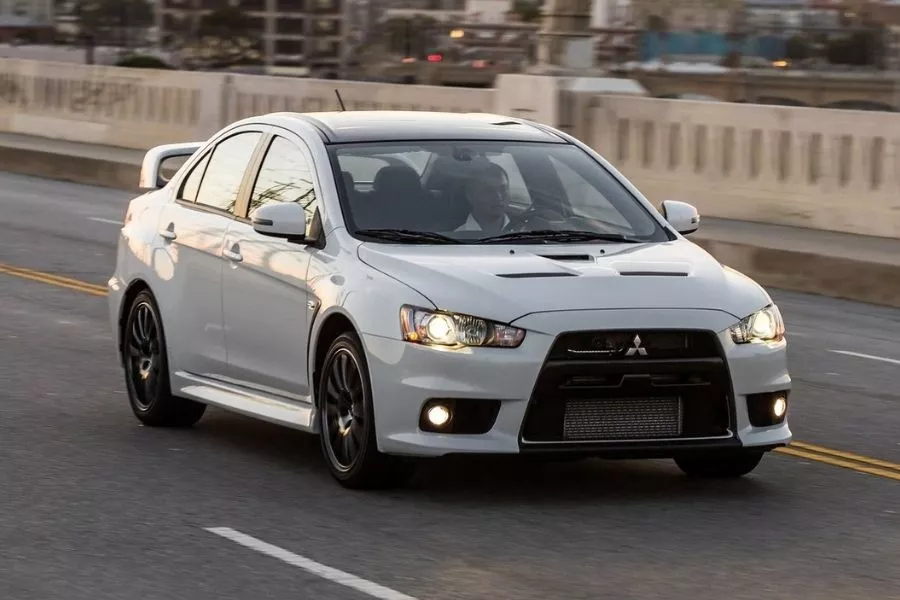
(2, 147), (899, 310)
(0, 145), (142, 193)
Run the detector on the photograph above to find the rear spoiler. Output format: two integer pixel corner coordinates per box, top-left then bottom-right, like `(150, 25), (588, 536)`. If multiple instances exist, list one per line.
(139, 142), (204, 190)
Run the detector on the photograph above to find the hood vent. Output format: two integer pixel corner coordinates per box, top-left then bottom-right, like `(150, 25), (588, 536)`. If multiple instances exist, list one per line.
(538, 254), (594, 262)
(618, 271), (689, 277)
(497, 272), (578, 279)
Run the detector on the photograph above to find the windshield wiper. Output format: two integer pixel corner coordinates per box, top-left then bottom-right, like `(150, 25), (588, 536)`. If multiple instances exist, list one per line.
(356, 228), (461, 244)
(474, 230), (642, 244)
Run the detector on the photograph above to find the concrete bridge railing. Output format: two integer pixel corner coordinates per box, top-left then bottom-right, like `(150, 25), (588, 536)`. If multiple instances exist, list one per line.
(1, 58), (898, 239)
(584, 96), (900, 239)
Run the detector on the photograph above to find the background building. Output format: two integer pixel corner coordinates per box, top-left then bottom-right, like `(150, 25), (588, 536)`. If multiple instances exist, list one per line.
(0, 0), (54, 43)
(156, 0), (348, 76)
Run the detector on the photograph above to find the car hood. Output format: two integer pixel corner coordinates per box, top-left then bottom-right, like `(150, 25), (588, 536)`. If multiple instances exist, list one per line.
(357, 240), (771, 326)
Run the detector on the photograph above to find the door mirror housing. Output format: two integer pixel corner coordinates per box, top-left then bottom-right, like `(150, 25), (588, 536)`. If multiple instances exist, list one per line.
(251, 203), (325, 248)
(139, 142), (204, 190)
(661, 200), (700, 235)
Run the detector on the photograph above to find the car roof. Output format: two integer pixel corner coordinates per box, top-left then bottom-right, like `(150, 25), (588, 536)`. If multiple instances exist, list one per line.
(263, 110), (568, 144)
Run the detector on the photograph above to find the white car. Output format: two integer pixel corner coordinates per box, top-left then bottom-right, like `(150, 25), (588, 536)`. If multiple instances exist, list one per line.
(108, 110), (792, 489)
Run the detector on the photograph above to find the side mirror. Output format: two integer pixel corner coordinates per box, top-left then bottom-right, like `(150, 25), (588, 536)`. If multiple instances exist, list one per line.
(251, 203), (325, 249)
(139, 142), (204, 190)
(661, 200), (700, 235)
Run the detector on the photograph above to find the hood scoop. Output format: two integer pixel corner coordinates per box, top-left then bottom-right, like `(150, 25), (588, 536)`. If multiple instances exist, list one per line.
(537, 254), (594, 262)
(614, 261), (691, 277)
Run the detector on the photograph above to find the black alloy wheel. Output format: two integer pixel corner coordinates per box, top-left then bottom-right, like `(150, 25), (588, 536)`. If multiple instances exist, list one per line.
(122, 290), (206, 427)
(318, 332), (415, 489)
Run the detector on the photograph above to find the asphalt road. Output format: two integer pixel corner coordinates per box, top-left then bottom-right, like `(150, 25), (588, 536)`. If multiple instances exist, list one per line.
(1, 172), (899, 600)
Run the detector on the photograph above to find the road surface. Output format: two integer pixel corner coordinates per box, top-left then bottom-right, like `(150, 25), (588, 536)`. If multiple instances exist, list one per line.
(1, 172), (898, 600)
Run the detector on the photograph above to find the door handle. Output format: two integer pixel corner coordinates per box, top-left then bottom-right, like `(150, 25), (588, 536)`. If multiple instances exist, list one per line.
(223, 245), (243, 262)
(159, 223), (177, 241)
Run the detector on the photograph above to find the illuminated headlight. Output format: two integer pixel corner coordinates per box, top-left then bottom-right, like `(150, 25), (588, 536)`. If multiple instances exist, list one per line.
(729, 304), (785, 344)
(400, 305), (525, 348)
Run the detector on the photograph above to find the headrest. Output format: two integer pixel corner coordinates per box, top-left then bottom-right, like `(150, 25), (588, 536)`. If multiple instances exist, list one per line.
(341, 170), (355, 191)
(373, 165), (422, 192)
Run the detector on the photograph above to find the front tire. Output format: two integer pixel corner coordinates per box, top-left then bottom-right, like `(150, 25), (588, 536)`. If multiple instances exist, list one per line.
(674, 450), (764, 478)
(122, 290), (206, 427)
(318, 332), (415, 489)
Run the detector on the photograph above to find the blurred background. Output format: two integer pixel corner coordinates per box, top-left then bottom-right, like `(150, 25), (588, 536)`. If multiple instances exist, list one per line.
(3, 0), (900, 110)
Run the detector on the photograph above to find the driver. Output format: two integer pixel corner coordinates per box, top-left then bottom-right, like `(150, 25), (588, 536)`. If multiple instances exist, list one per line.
(454, 162), (511, 234)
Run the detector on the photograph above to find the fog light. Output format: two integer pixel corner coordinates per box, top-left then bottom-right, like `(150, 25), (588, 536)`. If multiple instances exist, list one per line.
(426, 404), (451, 427)
(773, 396), (787, 418)
(746, 390), (789, 427)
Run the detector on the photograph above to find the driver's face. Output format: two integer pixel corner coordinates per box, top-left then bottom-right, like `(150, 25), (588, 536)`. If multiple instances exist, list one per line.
(467, 170), (508, 217)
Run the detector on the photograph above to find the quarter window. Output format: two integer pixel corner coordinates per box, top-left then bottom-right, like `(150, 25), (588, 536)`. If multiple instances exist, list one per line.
(179, 152), (211, 202)
(194, 131), (263, 214)
(249, 136), (318, 229)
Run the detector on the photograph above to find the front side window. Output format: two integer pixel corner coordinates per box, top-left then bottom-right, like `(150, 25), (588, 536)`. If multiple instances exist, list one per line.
(328, 141), (671, 244)
(194, 131), (263, 214)
(249, 136), (318, 230)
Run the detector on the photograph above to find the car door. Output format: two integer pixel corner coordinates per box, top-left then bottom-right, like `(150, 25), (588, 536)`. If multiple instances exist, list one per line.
(220, 131), (321, 400)
(156, 128), (265, 381)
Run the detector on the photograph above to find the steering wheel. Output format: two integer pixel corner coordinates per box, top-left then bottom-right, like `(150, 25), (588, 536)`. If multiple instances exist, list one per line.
(504, 204), (567, 232)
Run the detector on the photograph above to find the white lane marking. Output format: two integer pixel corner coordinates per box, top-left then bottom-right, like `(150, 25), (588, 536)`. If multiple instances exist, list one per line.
(205, 527), (419, 600)
(88, 217), (124, 225)
(829, 350), (900, 366)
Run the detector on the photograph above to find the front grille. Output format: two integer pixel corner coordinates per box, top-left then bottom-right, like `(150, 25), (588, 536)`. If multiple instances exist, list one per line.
(521, 329), (733, 444)
(551, 330), (719, 360)
(563, 397), (683, 441)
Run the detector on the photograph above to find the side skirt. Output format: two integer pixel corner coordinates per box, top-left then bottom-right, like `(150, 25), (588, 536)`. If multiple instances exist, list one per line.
(173, 371), (319, 433)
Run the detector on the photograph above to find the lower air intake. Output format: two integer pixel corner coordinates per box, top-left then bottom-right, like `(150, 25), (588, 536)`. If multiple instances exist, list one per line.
(562, 397), (683, 441)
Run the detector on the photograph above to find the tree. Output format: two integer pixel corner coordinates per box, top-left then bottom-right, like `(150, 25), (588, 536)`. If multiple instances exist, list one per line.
(382, 16), (438, 58)
(116, 54), (174, 69)
(177, 4), (264, 70)
(512, 0), (543, 23)
(74, 0), (154, 64)
(825, 30), (878, 67)
(784, 34), (811, 61)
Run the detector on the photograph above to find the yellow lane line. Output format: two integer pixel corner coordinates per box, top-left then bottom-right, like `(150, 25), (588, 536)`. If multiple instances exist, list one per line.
(3, 262), (900, 483)
(789, 440), (900, 473)
(776, 447), (900, 482)
(0, 263), (108, 296)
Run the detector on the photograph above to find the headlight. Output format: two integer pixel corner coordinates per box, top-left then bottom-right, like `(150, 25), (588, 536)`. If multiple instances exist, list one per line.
(729, 304), (785, 344)
(399, 305), (525, 348)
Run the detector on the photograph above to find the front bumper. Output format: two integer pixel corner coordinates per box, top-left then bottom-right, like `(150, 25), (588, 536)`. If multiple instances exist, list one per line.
(363, 308), (792, 458)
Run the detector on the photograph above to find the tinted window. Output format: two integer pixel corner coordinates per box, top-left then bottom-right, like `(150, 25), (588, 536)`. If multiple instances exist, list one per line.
(328, 141), (670, 243)
(338, 156), (390, 185)
(179, 152), (211, 202)
(486, 153), (531, 208)
(195, 131), (262, 213)
(549, 156), (631, 230)
(249, 136), (318, 227)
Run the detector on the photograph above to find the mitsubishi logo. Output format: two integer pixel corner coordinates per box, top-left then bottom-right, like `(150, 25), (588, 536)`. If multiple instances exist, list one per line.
(624, 334), (648, 357)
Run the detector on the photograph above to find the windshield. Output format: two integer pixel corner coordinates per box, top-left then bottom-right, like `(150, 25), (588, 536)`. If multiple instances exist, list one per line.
(328, 141), (672, 244)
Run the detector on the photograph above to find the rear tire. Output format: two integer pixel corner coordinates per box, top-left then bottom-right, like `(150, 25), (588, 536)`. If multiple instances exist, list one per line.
(317, 332), (415, 489)
(122, 290), (206, 428)
(674, 450), (764, 478)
